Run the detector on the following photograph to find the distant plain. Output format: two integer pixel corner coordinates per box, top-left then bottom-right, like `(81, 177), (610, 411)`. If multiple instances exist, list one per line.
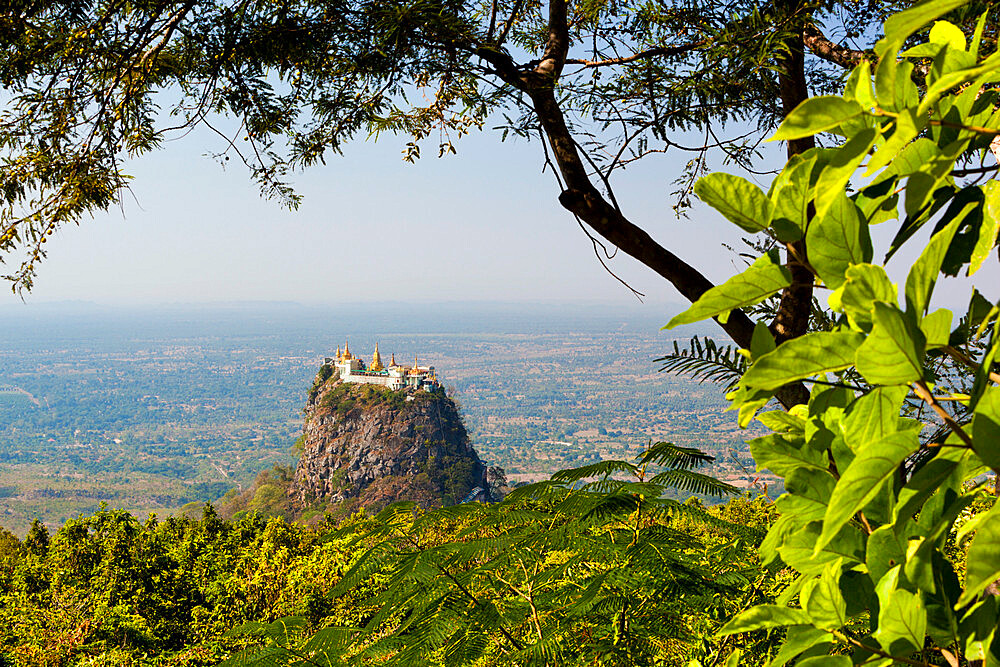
(0, 302), (767, 535)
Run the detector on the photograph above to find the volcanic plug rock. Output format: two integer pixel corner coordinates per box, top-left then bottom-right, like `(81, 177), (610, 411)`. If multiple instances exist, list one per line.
(289, 373), (489, 511)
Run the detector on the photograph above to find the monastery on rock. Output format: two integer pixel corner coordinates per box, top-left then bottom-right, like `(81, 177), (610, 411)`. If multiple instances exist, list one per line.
(324, 342), (439, 391)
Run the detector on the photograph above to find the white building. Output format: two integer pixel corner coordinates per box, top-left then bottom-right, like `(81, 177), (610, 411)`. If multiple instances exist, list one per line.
(324, 341), (439, 391)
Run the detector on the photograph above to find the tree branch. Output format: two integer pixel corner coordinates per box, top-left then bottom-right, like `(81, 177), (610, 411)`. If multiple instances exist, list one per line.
(535, 0), (569, 80)
(803, 22), (870, 70)
(563, 41), (707, 69)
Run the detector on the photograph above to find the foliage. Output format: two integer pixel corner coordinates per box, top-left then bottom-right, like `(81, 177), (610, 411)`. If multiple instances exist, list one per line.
(318, 381), (410, 416)
(0, 479), (774, 666)
(667, 4), (1000, 665)
(222, 442), (775, 666)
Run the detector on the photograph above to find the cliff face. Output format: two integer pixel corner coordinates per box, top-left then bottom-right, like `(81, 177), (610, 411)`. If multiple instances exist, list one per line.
(289, 374), (488, 511)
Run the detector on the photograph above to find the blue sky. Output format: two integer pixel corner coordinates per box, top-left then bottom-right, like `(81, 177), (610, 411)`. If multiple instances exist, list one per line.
(0, 122), (760, 308)
(2, 121), (996, 316)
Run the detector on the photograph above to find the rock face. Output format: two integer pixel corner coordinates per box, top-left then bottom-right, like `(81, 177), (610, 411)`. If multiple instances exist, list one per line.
(289, 373), (489, 511)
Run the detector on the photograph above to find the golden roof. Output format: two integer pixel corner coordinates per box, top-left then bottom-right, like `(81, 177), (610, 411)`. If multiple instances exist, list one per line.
(370, 342), (384, 372)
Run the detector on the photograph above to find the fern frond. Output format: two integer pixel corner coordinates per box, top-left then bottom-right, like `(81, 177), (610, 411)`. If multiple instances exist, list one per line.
(656, 336), (746, 389)
(218, 645), (293, 667)
(637, 442), (715, 470)
(550, 460), (640, 483)
(648, 469), (739, 497)
(300, 627), (360, 664)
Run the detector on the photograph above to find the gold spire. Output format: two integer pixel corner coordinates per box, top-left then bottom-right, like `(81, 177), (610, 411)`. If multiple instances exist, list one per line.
(410, 354), (420, 374)
(343, 340), (352, 360)
(336, 345), (342, 361)
(390, 353), (397, 367)
(370, 342), (384, 372)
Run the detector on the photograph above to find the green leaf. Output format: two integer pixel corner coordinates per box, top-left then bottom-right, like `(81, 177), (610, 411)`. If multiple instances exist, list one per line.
(895, 447), (968, 523)
(971, 387), (1000, 472)
(751, 321), (777, 360)
(741, 332), (865, 391)
(796, 657), (852, 667)
(905, 202), (970, 317)
(807, 192), (873, 289)
(772, 97), (864, 141)
(666, 252), (792, 328)
(874, 0), (971, 111)
(929, 20), (966, 50)
(843, 61), (875, 108)
(717, 605), (813, 636)
(813, 130), (878, 220)
(960, 598), (1000, 665)
(756, 410), (806, 435)
(770, 153), (817, 241)
(694, 172), (772, 233)
(876, 585), (928, 654)
(842, 386), (909, 452)
(855, 303), (926, 385)
(873, 568), (928, 653)
(768, 625), (835, 667)
(867, 524), (909, 585)
(971, 181), (1000, 275)
(817, 430), (920, 553)
(920, 308), (953, 349)
(864, 109), (921, 176)
(802, 559), (848, 630)
(779, 521), (866, 575)
(830, 263), (897, 331)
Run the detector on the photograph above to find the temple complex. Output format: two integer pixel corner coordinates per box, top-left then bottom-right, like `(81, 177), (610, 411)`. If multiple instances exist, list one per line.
(324, 341), (439, 391)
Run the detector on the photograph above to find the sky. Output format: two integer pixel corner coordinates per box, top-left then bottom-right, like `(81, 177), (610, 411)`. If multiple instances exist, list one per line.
(1, 116), (997, 317)
(0, 119), (765, 310)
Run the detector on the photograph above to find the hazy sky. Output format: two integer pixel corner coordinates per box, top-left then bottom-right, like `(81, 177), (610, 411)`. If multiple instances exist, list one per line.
(0, 121), (768, 308)
(1, 120), (996, 315)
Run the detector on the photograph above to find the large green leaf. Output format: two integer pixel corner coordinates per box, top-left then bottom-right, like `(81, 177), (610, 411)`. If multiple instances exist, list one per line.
(905, 204), (969, 317)
(842, 386), (909, 452)
(895, 447), (968, 523)
(817, 430), (920, 552)
(778, 468), (838, 522)
(770, 153), (816, 240)
(666, 252), (792, 328)
(694, 172), (772, 233)
(874, 0), (971, 113)
(876, 587), (928, 654)
(855, 303), (926, 385)
(772, 97), (864, 141)
(830, 263), (897, 332)
(807, 192), (873, 289)
(717, 605), (812, 636)
(867, 524), (909, 585)
(813, 130), (878, 220)
(749, 434), (826, 476)
(741, 332), (865, 391)
(768, 625), (834, 667)
(802, 559), (848, 630)
(779, 521), (866, 575)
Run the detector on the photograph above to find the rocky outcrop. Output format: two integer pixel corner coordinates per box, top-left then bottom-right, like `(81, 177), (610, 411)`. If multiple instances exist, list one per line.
(289, 373), (489, 512)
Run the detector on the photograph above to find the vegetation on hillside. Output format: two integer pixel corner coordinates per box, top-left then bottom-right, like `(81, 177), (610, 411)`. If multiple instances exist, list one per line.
(0, 475), (774, 666)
